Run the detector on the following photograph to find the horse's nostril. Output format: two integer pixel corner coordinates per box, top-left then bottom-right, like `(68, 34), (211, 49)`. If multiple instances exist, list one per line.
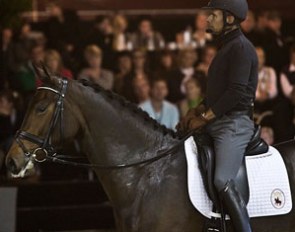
(7, 157), (18, 174)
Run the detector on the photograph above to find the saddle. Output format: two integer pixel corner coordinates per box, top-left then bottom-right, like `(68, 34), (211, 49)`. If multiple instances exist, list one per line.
(194, 125), (269, 211)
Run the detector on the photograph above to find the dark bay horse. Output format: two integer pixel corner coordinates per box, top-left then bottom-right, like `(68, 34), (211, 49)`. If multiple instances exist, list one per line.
(5, 67), (295, 232)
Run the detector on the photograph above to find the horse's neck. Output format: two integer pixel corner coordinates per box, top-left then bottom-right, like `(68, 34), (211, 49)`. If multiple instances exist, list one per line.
(72, 83), (177, 204)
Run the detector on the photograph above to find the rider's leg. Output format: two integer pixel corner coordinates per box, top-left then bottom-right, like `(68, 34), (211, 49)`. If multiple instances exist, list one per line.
(206, 114), (254, 232)
(220, 180), (252, 232)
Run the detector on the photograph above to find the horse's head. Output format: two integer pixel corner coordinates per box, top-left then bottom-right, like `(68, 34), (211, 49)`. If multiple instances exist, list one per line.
(6, 63), (81, 177)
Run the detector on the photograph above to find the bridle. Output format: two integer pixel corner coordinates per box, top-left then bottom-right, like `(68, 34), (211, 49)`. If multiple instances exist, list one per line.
(15, 78), (68, 163)
(14, 78), (194, 170)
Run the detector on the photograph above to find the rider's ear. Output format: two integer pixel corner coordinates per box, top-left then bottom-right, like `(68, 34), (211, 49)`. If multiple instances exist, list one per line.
(226, 15), (235, 24)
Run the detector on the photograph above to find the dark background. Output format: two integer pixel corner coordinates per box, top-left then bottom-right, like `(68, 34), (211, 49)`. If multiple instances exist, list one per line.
(35, 0), (295, 19)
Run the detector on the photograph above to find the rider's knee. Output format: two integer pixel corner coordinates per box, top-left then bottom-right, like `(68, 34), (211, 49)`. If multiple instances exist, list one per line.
(214, 176), (227, 192)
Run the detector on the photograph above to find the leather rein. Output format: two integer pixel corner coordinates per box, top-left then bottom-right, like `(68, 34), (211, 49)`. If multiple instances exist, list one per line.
(15, 78), (193, 170)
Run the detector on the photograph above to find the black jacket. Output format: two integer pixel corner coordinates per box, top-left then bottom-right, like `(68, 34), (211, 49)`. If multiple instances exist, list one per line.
(206, 29), (258, 117)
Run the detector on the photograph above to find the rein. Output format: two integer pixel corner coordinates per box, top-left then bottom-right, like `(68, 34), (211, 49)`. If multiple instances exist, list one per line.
(15, 78), (194, 170)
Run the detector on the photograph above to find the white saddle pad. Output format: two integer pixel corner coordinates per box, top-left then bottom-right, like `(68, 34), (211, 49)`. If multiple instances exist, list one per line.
(184, 136), (292, 219)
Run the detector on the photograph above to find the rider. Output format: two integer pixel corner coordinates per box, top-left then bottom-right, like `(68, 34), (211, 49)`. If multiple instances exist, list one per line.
(178, 0), (257, 231)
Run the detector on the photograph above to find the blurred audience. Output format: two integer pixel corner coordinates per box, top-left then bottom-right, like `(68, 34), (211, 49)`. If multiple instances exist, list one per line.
(114, 52), (132, 94)
(0, 90), (23, 153)
(196, 45), (217, 76)
(133, 76), (150, 104)
(167, 48), (198, 102)
(256, 10), (269, 33)
(78, 45), (114, 90)
(112, 14), (132, 51)
(241, 11), (257, 43)
(178, 76), (205, 118)
(47, 3), (81, 53)
(2, 28), (15, 87)
(132, 18), (165, 51)
(44, 49), (73, 79)
(1, 6), (295, 147)
(15, 44), (45, 97)
(255, 47), (277, 108)
(140, 78), (179, 130)
(193, 12), (212, 49)
(87, 16), (115, 70)
(154, 50), (175, 81)
(262, 11), (287, 74)
(280, 44), (295, 101)
(121, 49), (150, 101)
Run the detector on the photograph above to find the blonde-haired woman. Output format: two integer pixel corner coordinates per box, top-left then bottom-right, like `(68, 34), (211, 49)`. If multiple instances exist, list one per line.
(44, 49), (73, 78)
(112, 14), (132, 51)
(37, 49), (73, 87)
(78, 45), (114, 90)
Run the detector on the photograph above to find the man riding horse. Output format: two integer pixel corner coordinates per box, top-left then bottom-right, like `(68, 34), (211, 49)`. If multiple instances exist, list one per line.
(178, 0), (257, 231)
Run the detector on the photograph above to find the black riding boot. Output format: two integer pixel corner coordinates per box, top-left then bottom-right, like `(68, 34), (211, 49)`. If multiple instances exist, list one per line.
(220, 180), (252, 232)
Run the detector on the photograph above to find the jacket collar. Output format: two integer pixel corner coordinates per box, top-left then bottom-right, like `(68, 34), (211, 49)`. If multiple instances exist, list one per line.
(216, 28), (242, 49)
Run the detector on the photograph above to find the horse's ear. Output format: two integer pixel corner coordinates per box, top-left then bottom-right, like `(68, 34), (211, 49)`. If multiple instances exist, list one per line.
(32, 62), (51, 82)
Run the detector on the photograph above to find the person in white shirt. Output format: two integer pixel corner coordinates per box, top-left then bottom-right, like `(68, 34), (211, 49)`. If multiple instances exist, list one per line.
(112, 14), (132, 51)
(280, 45), (295, 100)
(167, 48), (198, 102)
(255, 47), (277, 102)
(131, 19), (165, 51)
(140, 78), (179, 130)
(193, 12), (213, 48)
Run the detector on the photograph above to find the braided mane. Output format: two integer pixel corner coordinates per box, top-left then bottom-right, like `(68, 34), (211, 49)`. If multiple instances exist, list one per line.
(78, 79), (178, 138)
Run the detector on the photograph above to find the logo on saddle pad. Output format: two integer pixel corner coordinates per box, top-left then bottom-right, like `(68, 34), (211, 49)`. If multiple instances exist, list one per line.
(271, 189), (285, 209)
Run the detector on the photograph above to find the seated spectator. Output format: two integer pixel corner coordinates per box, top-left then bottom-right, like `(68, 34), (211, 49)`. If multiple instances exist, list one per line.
(14, 23), (46, 68)
(192, 12), (212, 49)
(280, 44), (295, 101)
(16, 44), (45, 96)
(78, 45), (114, 90)
(2, 28), (15, 87)
(88, 16), (114, 49)
(140, 78), (179, 130)
(267, 44), (295, 143)
(256, 10), (269, 33)
(112, 14), (132, 51)
(167, 48), (198, 103)
(241, 11), (257, 43)
(121, 49), (150, 101)
(44, 49), (73, 79)
(1, 28), (13, 58)
(255, 47), (277, 111)
(250, 10), (269, 47)
(87, 16), (115, 70)
(114, 52), (132, 94)
(262, 11), (287, 74)
(196, 45), (217, 76)
(154, 50), (175, 80)
(133, 76), (150, 104)
(132, 48), (150, 77)
(46, 3), (80, 54)
(131, 18), (165, 51)
(179, 76), (206, 118)
(0, 90), (23, 153)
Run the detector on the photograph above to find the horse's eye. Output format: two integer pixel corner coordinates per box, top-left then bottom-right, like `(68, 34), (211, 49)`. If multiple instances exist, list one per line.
(36, 102), (49, 113)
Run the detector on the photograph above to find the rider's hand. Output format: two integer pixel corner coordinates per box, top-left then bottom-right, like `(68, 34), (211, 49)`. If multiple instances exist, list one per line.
(176, 104), (206, 134)
(187, 115), (207, 131)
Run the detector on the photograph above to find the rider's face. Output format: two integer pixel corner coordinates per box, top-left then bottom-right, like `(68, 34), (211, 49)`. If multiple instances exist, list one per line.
(206, 9), (224, 35)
